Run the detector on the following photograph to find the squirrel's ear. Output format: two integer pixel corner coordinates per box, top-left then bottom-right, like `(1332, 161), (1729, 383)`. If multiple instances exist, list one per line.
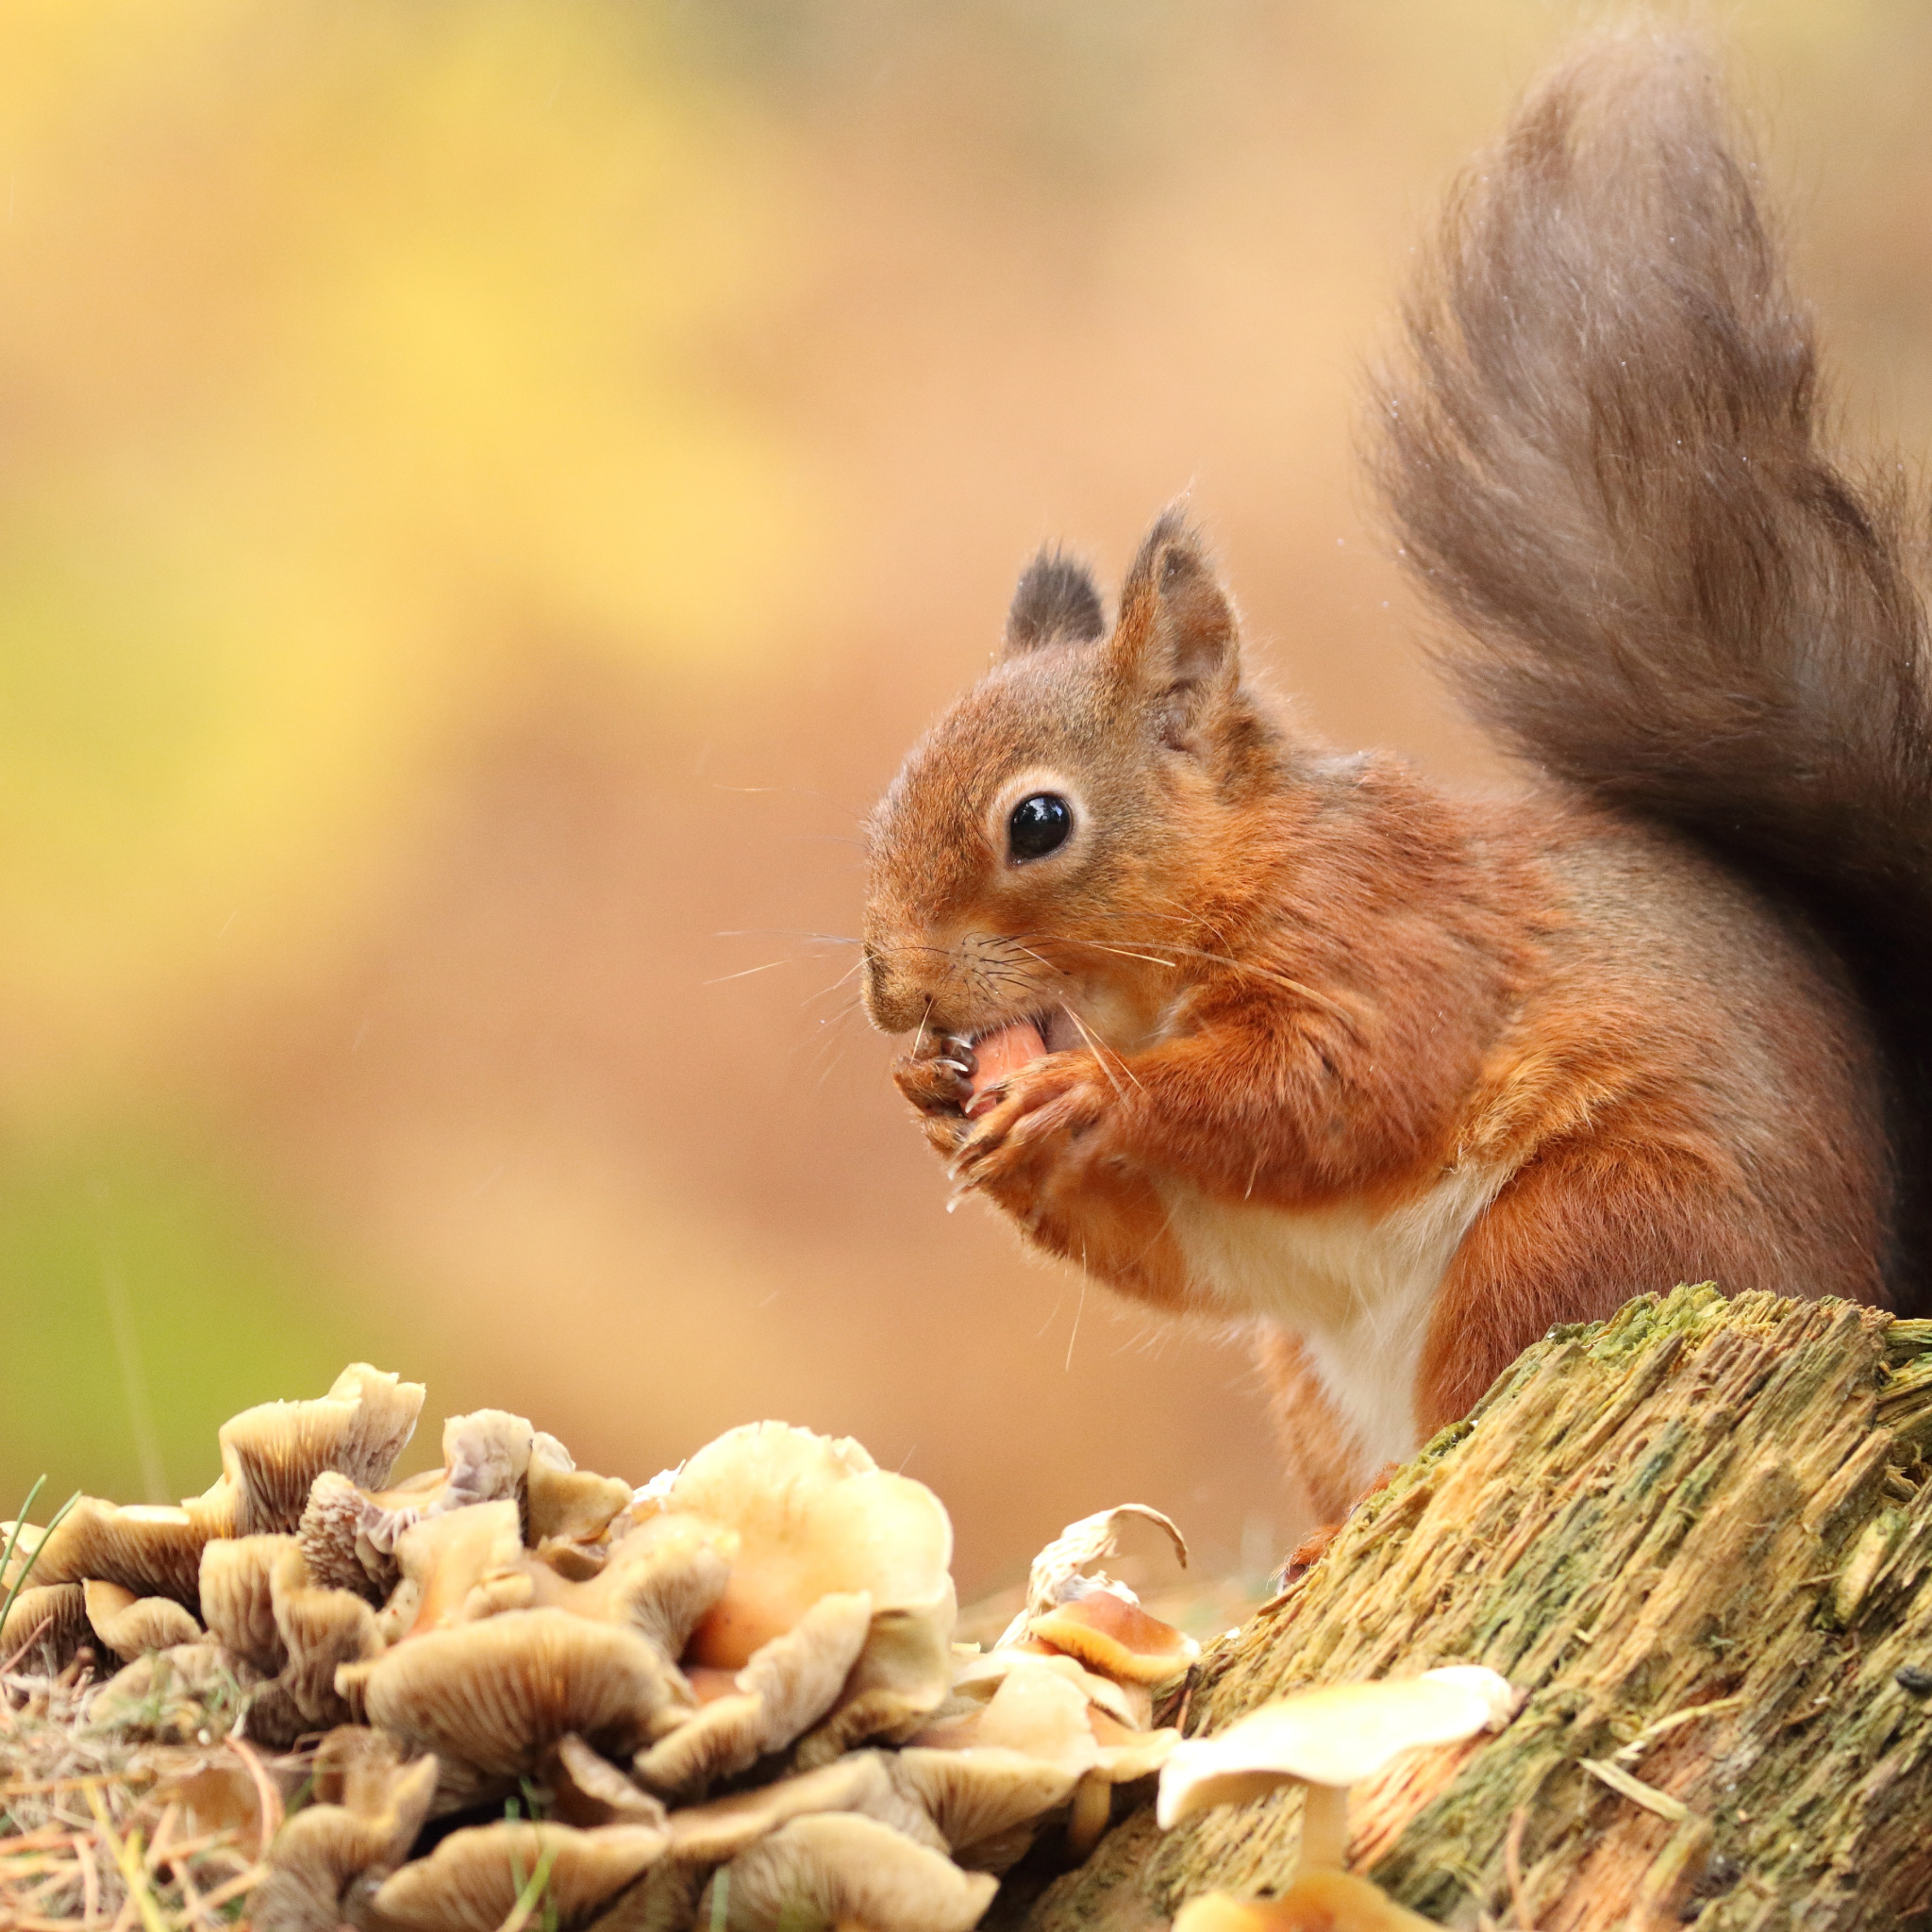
(1001, 548), (1107, 659)
(1108, 508), (1239, 739)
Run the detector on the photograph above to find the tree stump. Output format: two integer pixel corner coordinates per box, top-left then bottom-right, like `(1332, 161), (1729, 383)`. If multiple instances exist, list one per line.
(1024, 1286), (1932, 1930)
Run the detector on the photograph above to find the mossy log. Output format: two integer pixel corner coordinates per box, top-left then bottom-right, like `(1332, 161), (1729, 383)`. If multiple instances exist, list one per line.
(1025, 1286), (1932, 1930)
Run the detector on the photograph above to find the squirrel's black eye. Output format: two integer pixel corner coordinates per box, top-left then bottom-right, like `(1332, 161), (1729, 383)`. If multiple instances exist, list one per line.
(1008, 791), (1073, 861)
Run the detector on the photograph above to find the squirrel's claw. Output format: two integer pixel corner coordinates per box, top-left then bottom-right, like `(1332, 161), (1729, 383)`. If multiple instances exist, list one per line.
(893, 1043), (974, 1120)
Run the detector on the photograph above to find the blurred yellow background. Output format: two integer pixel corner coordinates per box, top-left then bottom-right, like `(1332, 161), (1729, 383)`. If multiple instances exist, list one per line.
(5, 0), (1931, 1596)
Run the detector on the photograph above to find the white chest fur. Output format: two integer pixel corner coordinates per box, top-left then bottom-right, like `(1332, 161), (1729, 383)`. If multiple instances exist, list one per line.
(1160, 1166), (1507, 1472)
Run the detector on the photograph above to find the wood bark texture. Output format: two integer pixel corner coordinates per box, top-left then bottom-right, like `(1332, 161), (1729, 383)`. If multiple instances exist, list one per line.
(1023, 1286), (1932, 1931)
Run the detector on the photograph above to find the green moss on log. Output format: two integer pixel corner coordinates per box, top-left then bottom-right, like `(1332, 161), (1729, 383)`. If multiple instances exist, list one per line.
(1027, 1286), (1932, 1930)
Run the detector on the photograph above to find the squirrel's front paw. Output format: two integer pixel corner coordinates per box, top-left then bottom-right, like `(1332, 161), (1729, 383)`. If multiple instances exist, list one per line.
(950, 1053), (1109, 1200)
(892, 1037), (974, 1149)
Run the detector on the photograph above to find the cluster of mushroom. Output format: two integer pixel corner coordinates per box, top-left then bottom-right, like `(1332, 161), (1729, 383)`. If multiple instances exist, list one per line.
(0, 1366), (1202, 1932)
(1158, 1666), (1523, 1931)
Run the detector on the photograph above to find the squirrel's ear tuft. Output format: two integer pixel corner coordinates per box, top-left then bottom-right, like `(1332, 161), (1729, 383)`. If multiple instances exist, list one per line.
(1109, 508), (1239, 739)
(1002, 548), (1107, 658)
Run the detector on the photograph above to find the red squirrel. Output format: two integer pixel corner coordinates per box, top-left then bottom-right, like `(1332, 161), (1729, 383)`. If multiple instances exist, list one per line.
(859, 35), (1932, 1520)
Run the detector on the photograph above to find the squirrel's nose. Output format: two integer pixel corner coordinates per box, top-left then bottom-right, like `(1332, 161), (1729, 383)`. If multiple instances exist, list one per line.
(861, 942), (926, 1034)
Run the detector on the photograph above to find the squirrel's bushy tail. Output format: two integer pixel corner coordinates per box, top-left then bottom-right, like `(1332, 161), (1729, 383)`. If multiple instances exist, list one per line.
(1378, 28), (1932, 1308)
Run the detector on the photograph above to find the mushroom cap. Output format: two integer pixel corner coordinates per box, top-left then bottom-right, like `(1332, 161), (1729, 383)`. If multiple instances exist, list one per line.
(1027, 1590), (1199, 1689)
(367, 1821), (668, 1932)
(299, 1472), (397, 1599)
(888, 1745), (1078, 1865)
(350, 1607), (690, 1777)
(537, 1510), (731, 1658)
(670, 1424), (952, 1670)
(0, 1582), (91, 1670)
(214, 1363), (425, 1537)
(199, 1534), (295, 1674)
(81, 1579), (204, 1660)
(1156, 1668), (1520, 1828)
(272, 1543), (385, 1725)
(249, 1748), (438, 1932)
(665, 1752), (941, 1865)
(546, 1734), (670, 1831)
(527, 1439), (634, 1547)
(1171, 1874), (1442, 1931)
(11, 1499), (209, 1606)
(633, 1591), (873, 1796)
(700, 1813), (998, 1932)
(391, 1497), (531, 1637)
(949, 1642), (1146, 1730)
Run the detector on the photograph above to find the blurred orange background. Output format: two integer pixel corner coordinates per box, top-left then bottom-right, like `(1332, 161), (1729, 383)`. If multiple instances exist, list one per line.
(5, 0), (1931, 1600)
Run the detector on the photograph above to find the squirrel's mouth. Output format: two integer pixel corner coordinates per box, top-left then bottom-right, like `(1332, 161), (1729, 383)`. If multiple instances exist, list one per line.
(959, 1008), (1081, 1056)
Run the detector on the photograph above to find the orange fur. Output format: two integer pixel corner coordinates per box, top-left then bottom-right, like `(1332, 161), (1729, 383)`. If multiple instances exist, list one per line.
(861, 35), (1932, 1513)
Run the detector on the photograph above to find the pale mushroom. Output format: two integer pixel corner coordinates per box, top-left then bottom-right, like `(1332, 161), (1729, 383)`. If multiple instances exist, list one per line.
(948, 1641), (1147, 1730)
(199, 1533), (296, 1675)
(1158, 1668), (1521, 1873)
(298, 1470), (402, 1600)
(250, 1742), (438, 1932)
(633, 1591), (874, 1796)
(345, 1607), (691, 1779)
(80, 1578), (204, 1660)
(698, 1812), (998, 1932)
(665, 1752), (942, 1864)
(1171, 1874), (1440, 1932)
(366, 1820), (669, 1932)
(665, 1424), (957, 1763)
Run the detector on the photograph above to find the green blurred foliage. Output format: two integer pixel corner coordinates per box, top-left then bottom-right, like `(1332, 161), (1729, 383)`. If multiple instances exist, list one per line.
(0, 1123), (404, 1507)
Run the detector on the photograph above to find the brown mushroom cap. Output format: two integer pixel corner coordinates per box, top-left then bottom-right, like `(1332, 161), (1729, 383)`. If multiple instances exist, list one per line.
(887, 1745), (1079, 1867)
(533, 1511), (731, 1658)
(210, 1363), (426, 1538)
(527, 1436), (634, 1547)
(11, 1499), (209, 1606)
(198, 1534), (294, 1675)
(249, 1746), (438, 1932)
(0, 1582), (91, 1670)
(633, 1591), (873, 1796)
(81, 1579), (204, 1660)
(665, 1752), (942, 1866)
(389, 1497), (532, 1638)
(1027, 1588), (1199, 1689)
(367, 1820), (668, 1932)
(546, 1734), (671, 1831)
(349, 1607), (691, 1778)
(700, 1812), (997, 1932)
(271, 1542), (385, 1725)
